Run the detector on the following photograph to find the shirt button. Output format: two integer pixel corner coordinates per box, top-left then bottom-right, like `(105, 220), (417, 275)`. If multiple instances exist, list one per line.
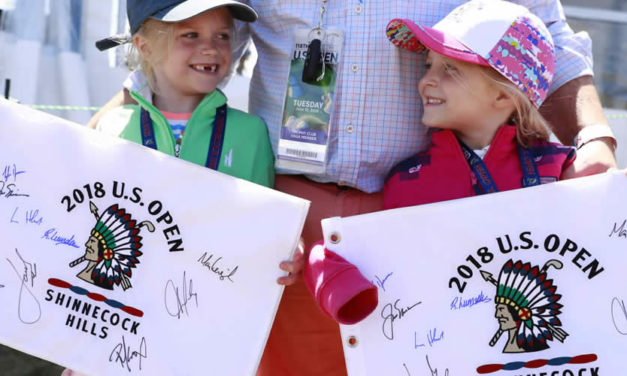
(346, 124), (355, 133)
(351, 64), (359, 72)
(355, 5), (362, 13)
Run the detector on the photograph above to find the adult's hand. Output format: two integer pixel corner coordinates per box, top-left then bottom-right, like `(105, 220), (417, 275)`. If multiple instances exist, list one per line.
(570, 138), (617, 178)
(561, 138), (617, 179)
(541, 75), (617, 178)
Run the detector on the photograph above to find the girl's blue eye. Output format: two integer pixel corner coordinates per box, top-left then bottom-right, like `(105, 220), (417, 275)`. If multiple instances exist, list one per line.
(182, 32), (198, 38)
(217, 33), (231, 40)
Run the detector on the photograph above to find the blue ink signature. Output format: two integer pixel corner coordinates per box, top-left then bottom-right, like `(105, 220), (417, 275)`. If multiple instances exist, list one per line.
(41, 228), (79, 248)
(10, 207), (44, 225)
(450, 290), (492, 310)
(2, 164), (26, 182)
(6, 248), (41, 324)
(427, 328), (444, 347)
(374, 272), (394, 292)
(414, 332), (425, 348)
(25, 209), (43, 225)
(10, 207), (19, 224)
(414, 328), (445, 348)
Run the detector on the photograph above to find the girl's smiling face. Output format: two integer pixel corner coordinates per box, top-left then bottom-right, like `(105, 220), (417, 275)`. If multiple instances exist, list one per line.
(418, 50), (508, 148)
(137, 7), (234, 111)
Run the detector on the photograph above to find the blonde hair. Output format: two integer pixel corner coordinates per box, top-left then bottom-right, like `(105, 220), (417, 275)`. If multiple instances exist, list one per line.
(129, 11), (236, 93)
(480, 67), (550, 147)
(130, 19), (176, 91)
(430, 52), (551, 148)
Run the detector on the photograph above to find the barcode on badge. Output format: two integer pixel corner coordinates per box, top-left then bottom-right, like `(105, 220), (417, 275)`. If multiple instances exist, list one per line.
(285, 148), (318, 159)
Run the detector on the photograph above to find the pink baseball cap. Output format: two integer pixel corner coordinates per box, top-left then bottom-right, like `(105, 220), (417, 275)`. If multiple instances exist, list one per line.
(386, 0), (555, 107)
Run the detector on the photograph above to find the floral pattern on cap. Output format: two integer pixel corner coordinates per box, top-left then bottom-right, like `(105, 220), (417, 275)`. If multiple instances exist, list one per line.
(488, 17), (555, 107)
(386, 21), (426, 52)
(385, 2), (557, 108)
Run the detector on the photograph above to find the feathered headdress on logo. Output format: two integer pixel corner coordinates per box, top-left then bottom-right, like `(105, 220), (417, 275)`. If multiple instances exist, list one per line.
(481, 260), (568, 351)
(71, 201), (155, 290)
(487, 259), (568, 351)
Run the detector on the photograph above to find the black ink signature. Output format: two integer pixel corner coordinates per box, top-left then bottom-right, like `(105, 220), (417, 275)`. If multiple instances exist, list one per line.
(197, 252), (238, 282)
(611, 297), (627, 335)
(381, 298), (422, 340)
(425, 355), (449, 376)
(6, 248), (41, 324)
(609, 220), (627, 239)
(109, 335), (147, 372)
(164, 271), (198, 319)
(403, 363), (411, 376)
(0, 181), (30, 198)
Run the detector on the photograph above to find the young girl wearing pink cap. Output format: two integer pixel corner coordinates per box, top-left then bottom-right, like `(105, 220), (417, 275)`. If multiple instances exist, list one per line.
(304, 0), (581, 329)
(383, 0), (577, 208)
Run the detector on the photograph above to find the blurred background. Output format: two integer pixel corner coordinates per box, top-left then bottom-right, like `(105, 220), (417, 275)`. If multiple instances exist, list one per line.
(0, 0), (625, 164)
(0, 0), (626, 374)
(564, 0), (627, 168)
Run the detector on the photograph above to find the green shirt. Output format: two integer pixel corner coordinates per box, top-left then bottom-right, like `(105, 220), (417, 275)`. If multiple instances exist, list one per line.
(97, 90), (275, 188)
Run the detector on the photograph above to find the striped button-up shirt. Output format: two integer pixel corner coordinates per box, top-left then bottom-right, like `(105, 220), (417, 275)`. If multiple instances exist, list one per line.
(241, 0), (592, 193)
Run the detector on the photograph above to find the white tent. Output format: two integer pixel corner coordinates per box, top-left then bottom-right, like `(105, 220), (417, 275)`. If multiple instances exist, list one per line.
(0, 0), (252, 126)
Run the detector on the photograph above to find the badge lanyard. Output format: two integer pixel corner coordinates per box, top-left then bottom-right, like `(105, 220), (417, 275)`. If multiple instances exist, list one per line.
(517, 144), (541, 187)
(458, 139), (540, 195)
(140, 105), (227, 170)
(302, 0), (327, 83)
(275, 1), (344, 175)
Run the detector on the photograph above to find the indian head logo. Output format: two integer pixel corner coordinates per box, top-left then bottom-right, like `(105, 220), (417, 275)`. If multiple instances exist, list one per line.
(69, 201), (155, 291)
(481, 259), (569, 353)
